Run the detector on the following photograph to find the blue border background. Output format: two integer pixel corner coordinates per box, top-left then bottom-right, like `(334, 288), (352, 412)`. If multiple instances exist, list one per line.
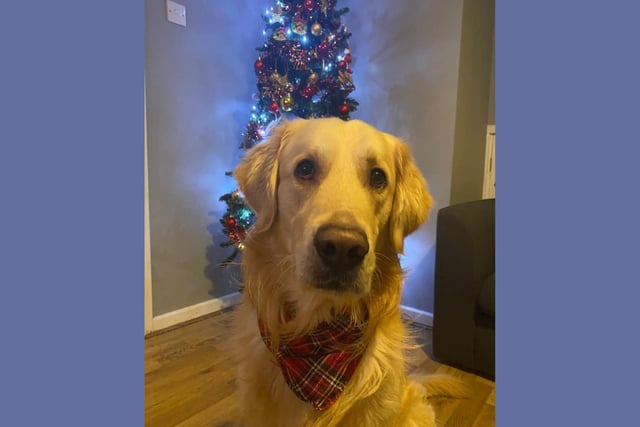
(2, 0), (640, 425)
(0, 1), (143, 425)
(499, 0), (640, 425)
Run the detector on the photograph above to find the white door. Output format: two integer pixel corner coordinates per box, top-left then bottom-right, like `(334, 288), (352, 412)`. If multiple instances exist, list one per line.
(482, 125), (495, 199)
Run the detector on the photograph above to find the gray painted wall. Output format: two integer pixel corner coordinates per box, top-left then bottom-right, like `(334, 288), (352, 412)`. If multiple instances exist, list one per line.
(449, 0), (495, 205)
(145, 0), (266, 316)
(488, 40), (495, 125)
(145, 0), (494, 316)
(348, 0), (464, 312)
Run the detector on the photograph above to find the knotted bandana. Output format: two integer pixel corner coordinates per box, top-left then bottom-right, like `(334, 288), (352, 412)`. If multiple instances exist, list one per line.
(259, 314), (366, 411)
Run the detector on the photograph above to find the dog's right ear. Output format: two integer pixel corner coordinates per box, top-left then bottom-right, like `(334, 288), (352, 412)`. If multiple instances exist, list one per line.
(387, 135), (433, 254)
(234, 121), (290, 233)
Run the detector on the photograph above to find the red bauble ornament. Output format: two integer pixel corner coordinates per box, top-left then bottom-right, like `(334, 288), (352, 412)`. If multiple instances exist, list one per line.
(302, 86), (315, 98)
(338, 60), (346, 69)
(226, 217), (236, 227)
(254, 59), (264, 73)
(344, 53), (352, 64)
(339, 104), (349, 115)
(269, 101), (279, 113)
(317, 42), (329, 56)
(304, 0), (315, 12)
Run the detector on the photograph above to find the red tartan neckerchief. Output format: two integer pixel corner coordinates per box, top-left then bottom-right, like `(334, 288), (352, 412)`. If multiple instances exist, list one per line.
(259, 313), (367, 411)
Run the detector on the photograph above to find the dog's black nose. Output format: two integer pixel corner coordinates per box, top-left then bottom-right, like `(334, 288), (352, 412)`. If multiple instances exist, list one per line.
(314, 225), (369, 271)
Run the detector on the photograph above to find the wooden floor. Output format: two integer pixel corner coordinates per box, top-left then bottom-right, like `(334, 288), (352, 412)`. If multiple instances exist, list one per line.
(145, 308), (495, 427)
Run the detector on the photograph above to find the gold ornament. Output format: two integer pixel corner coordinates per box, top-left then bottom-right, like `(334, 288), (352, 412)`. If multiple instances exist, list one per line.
(308, 72), (319, 85)
(280, 94), (294, 112)
(311, 22), (322, 36)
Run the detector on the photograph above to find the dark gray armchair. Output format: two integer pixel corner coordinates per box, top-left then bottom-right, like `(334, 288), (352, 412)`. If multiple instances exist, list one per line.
(432, 199), (495, 380)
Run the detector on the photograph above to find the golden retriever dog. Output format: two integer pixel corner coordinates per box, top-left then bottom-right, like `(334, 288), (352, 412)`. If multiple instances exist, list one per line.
(231, 118), (463, 427)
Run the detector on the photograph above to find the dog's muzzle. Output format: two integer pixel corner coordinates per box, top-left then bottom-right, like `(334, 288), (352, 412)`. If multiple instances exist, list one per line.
(312, 224), (369, 291)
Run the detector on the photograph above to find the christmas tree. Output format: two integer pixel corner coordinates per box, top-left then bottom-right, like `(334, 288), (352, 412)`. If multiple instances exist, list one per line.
(217, 0), (358, 266)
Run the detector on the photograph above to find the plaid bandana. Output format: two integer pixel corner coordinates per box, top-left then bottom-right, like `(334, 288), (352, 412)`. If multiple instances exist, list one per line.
(259, 314), (366, 411)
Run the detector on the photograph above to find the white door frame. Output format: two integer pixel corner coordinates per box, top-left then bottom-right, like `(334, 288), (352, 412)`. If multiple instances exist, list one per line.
(144, 78), (154, 335)
(482, 124), (496, 199)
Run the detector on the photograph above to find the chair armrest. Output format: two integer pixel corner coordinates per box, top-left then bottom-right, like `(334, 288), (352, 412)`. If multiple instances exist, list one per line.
(432, 199), (495, 365)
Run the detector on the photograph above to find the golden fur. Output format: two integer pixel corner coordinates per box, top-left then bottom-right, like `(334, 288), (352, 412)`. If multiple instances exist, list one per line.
(231, 118), (462, 427)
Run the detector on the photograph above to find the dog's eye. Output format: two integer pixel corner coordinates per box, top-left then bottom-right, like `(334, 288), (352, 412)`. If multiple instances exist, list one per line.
(370, 168), (387, 189)
(295, 159), (315, 180)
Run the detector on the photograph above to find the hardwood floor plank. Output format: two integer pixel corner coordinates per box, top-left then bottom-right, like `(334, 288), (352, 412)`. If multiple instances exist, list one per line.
(445, 376), (492, 427)
(145, 351), (236, 426)
(173, 392), (236, 427)
(485, 388), (495, 407)
(471, 403), (495, 427)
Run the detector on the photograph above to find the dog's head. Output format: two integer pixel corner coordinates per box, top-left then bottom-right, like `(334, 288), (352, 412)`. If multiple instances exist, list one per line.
(235, 118), (432, 300)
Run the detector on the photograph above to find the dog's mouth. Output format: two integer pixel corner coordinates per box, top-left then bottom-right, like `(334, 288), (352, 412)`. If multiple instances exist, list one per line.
(313, 278), (357, 293)
(306, 268), (367, 295)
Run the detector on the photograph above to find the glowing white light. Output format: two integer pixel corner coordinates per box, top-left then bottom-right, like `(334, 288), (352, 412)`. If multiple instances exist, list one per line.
(302, 35), (308, 44)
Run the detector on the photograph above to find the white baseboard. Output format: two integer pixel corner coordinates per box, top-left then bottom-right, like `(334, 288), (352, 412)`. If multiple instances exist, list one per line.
(147, 295), (430, 334)
(400, 305), (433, 328)
(149, 292), (243, 334)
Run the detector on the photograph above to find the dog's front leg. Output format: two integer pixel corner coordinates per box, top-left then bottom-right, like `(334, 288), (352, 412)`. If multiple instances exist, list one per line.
(235, 358), (310, 427)
(233, 313), (310, 426)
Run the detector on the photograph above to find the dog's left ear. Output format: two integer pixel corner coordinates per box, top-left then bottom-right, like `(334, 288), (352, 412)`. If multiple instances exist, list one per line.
(387, 135), (433, 254)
